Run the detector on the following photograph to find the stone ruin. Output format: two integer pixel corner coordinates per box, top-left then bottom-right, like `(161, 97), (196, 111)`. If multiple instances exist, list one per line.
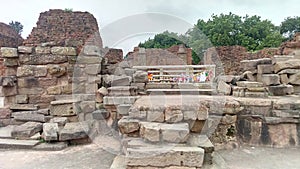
(0, 8), (300, 169)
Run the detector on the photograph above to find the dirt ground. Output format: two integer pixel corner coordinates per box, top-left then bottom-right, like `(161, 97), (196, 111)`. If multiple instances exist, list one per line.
(0, 142), (300, 169)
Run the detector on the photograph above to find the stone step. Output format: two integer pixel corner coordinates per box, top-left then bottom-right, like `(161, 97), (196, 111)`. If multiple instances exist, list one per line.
(10, 104), (38, 111)
(108, 86), (138, 96)
(146, 88), (216, 95)
(0, 138), (40, 149)
(125, 140), (205, 168)
(103, 96), (139, 106)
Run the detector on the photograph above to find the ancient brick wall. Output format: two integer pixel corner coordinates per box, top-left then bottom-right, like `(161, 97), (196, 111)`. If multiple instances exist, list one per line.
(204, 46), (277, 75)
(104, 48), (123, 64)
(23, 9), (102, 51)
(278, 33), (300, 55)
(0, 22), (24, 76)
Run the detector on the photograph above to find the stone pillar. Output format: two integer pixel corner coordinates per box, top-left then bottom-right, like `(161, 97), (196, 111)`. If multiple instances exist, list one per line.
(177, 45), (187, 64)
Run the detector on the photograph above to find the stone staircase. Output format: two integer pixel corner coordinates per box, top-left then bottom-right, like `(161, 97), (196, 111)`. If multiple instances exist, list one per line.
(109, 95), (215, 169)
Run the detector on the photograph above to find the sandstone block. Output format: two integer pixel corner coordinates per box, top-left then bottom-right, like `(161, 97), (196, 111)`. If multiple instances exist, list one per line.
(268, 85), (294, 96)
(47, 86), (62, 95)
(1, 47), (18, 58)
(0, 108), (11, 119)
(43, 123), (59, 141)
(118, 117), (140, 134)
(160, 123), (189, 143)
(59, 122), (91, 141)
(165, 108), (183, 123)
(147, 110), (164, 122)
(103, 96), (139, 105)
(92, 109), (109, 120)
(48, 65), (66, 77)
(18, 46), (33, 54)
(85, 64), (101, 75)
(81, 45), (102, 56)
(0, 86), (17, 97)
(80, 101), (96, 113)
(12, 111), (45, 122)
(1, 76), (16, 87)
(133, 71), (148, 83)
(51, 47), (76, 56)
(35, 46), (51, 54)
(289, 72), (300, 85)
(50, 100), (80, 117)
(280, 74), (289, 85)
(240, 58), (272, 71)
(274, 59), (300, 73)
(140, 122), (160, 142)
(16, 95), (28, 104)
(257, 64), (274, 74)
(217, 81), (231, 95)
(111, 76), (132, 86)
(271, 55), (294, 64)
(236, 81), (263, 88)
(108, 86), (137, 96)
(259, 74), (280, 86)
(10, 104), (38, 111)
(4, 58), (19, 67)
(11, 122), (42, 139)
(49, 117), (68, 126)
(117, 104), (132, 116)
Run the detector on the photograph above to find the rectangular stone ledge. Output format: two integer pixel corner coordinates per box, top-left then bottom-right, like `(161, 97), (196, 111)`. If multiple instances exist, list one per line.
(51, 47), (77, 56)
(0, 47), (18, 58)
(103, 96), (140, 106)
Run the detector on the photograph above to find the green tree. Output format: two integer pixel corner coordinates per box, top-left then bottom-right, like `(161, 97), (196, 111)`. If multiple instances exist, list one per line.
(280, 16), (300, 39)
(195, 13), (284, 51)
(9, 21), (23, 35)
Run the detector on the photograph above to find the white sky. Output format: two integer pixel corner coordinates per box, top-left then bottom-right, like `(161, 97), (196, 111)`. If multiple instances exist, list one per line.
(1, 0), (300, 53)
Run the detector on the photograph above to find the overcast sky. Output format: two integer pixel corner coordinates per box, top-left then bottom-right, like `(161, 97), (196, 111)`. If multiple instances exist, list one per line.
(1, 0), (300, 53)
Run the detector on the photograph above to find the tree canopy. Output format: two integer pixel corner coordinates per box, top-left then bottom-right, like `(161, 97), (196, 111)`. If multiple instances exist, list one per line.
(280, 16), (300, 39)
(9, 21), (23, 35)
(138, 12), (300, 64)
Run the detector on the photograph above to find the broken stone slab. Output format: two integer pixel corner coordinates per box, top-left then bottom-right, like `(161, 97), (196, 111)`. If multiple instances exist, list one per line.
(274, 59), (300, 73)
(128, 111), (147, 120)
(126, 145), (204, 167)
(33, 142), (68, 151)
(59, 122), (91, 141)
(42, 123), (59, 141)
(165, 107), (183, 123)
(0, 138), (40, 149)
(11, 122), (42, 139)
(271, 55), (294, 64)
(259, 74), (280, 86)
(117, 104), (132, 116)
(118, 117), (140, 134)
(266, 123), (298, 147)
(50, 100), (80, 117)
(12, 111), (46, 122)
(160, 123), (189, 143)
(50, 47), (77, 56)
(0, 47), (18, 58)
(217, 75), (240, 84)
(241, 71), (256, 81)
(268, 85), (294, 96)
(108, 86), (138, 96)
(10, 104), (38, 111)
(140, 122), (160, 142)
(236, 81), (263, 88)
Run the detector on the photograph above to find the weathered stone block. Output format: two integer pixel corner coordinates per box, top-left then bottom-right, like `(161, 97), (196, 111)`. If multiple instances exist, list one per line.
(1, 76), (16, 87)
(245, 92), (267, 98)
(92, 109), (109, 120)
(47, 65), (66, 77)
(12, 111), (45, 122)
(278, 69), (300, 75)
(280, 74), (289, 85)
(11, 122), (42, 139)
(49, 117), (68, 126)
(237, 117), (263, 146)
(18, 46), (33, 54)
(43, 123), (59, 141)
(76, 56), (102, 64)
(183, 111), (197, 121)
(269, 85), (293, 96)
(274, 59), (300, 73)
(1, 47), (18, 58)
(59, 122), (91, 141)
(19, 54), (68, 65)
(124, 68), (136, 77)
(140, 122), (160, 142)
(236, 81), (263, 88)
(257, 64), (274, 74)
(118, 117), (140, 134)
(16, 95), (28, 104)
(129, 111), (147, 120)
(160, 123), (189, 143)
(51, 47), (77, 56)
(267, 123), (298, 147)
(289, 72), (300, 85)
(165, 108), (183, 123)
(47, 86), (62, 95)
(80, 101), (96, 113)
(232, 87), (245, 97)
(108, 86), (137, 96)
(111, 76), (132, 86)
(85, 64), (101, 75)
(103, 96), (139, 105)
(10, 104), (38, 111)
(81, 45), (102, 56)
(271, 55), (294, 64)
(147, 110), (164, 122)
(4, 58), (19, 67)
(133, 71), (148, 83)
(240, 58), (272, 71)
(35, 47), (51, 54)
(217, 81), (231, 95)
(0, 108), (11, 119)
(50, 100), (80, 117)
(117, 104), (132, 116)
(259, 74), (280, 86)
(0, 86), (17, 97)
